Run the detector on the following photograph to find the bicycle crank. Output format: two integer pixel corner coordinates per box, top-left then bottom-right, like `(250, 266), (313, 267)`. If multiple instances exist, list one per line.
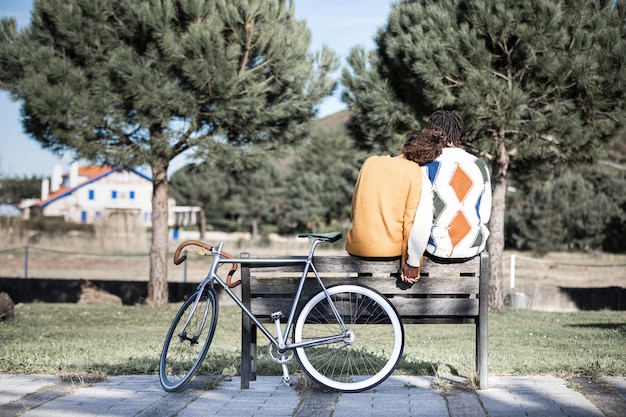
(268, 344), (293, 364)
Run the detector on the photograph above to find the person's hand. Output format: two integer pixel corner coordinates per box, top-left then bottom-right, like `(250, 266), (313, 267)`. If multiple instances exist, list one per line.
(400, 263), (420, 284)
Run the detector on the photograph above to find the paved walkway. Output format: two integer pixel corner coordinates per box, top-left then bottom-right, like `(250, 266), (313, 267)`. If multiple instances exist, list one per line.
(1, 373), (625, 417)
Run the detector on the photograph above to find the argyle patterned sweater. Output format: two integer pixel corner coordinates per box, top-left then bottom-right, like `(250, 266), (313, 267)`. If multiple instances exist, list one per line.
(422, 148), (492, 259)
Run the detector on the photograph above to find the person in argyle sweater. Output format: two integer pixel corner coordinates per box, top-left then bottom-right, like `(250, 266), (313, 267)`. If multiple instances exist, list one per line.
(421, 110), (492, 260)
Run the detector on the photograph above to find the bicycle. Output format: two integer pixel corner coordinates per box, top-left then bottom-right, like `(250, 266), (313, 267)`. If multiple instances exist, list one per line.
(159, 232), (404, 393)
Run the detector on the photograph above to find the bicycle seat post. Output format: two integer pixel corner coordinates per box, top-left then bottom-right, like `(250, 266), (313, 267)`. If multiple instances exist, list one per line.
(307, 238), (323, 260)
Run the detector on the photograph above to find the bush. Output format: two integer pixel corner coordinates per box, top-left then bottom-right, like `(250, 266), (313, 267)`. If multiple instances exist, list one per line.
(26, 216), (96, 235)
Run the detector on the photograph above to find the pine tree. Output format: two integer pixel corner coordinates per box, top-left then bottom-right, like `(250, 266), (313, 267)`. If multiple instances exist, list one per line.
(0, 0), (338, 307)
(222, 160), (287, 241)
(285, 122), (364, 230)
(506, 168), (626, 253)
(0, 175), (42, 204)
(342, 0), (626, 308)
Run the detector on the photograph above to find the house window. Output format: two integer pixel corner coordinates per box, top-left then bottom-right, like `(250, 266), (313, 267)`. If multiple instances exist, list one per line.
(81, 211), (87, 223)
(95, 211), (101, 218)
(130, 191), (135, 200)
(88, 190), (95, 200)
(112, 190), (117, 199)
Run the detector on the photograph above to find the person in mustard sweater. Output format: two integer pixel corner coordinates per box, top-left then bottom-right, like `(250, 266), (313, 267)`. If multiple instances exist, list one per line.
(345, 128), (445, 282)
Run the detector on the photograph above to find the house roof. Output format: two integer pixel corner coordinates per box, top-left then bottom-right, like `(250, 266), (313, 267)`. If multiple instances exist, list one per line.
(33, 165), (152, 208)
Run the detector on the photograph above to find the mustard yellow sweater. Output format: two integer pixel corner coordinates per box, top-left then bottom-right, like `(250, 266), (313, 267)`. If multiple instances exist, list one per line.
(345, 155), (422, 264)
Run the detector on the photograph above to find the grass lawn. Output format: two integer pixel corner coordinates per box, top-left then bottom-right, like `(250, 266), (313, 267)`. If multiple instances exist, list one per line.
(0, 303), (624, 381)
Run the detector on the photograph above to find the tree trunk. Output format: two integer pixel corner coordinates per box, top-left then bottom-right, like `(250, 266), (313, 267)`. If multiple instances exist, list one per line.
(199, 208), (206, 240)
(147, 160), (169, 308)
(251, 217), (259, 242)
(487, 141), (509, 310)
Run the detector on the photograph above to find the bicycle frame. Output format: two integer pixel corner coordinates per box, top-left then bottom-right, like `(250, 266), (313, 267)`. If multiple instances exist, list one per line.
(188, 239), (349, 353)
(161, 233), (404, 393)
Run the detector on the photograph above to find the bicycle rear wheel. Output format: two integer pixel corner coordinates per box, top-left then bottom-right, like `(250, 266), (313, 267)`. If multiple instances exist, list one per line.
(294, 284), (404, 392)
(159, 286), (218, 392)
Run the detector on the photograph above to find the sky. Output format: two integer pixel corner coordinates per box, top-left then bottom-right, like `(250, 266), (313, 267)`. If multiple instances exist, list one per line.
(0, 0), (395, 178)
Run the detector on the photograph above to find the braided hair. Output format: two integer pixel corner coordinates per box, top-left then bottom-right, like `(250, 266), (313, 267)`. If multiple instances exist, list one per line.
(426, 110), (464, 147)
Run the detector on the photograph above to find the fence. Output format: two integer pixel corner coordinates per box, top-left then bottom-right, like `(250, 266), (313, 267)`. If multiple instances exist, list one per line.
(0, 245), (201, 283)
(503, 253), (626, 290)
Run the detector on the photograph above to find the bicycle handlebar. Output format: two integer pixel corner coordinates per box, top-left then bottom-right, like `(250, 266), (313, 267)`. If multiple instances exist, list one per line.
(173, 239), (240, 288)
(172, 232), (343, 289)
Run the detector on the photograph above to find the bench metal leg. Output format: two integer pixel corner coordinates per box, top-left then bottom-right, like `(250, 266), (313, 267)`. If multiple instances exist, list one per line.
(241, 313), (253, 389)
(250, 325), (257, 381)
(477, 318), (488, 389)
(477, 252), (490, 389)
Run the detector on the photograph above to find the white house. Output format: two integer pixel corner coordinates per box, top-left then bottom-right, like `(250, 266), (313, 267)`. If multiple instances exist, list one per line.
(21, 162), (201, 232)
(24, 162), (154, 226)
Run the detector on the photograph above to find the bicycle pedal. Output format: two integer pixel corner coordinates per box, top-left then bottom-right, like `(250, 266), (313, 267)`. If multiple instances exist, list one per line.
(270, 311), (284, 320)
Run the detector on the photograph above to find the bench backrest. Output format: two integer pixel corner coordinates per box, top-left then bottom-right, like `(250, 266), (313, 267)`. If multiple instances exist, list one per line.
(241, 252), (489, 324)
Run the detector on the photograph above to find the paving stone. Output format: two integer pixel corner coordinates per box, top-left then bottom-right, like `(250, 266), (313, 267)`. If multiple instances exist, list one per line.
(2, 373), (626, 417)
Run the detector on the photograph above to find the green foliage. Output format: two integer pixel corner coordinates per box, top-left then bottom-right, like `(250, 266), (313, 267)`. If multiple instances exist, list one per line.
(0, 0), (339, 166)
(221, 160), (287, 238)
(168, 161), (231, 221)
(343, 0), (626, 171)
(0, 175), (42, 204)
(341, 48), (419, 154)
(27, 216), (96, 237)
(283, 123), (364, 231)
(607, 128), (626, 165)
(506, 167), (626, 253)
(169, 120), (363, 233)
(169, 158), (287, 235)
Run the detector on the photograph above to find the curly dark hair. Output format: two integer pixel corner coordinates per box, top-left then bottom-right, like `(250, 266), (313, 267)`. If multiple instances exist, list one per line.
(426, 110), (464, 146)
(403, 128), (445, 165)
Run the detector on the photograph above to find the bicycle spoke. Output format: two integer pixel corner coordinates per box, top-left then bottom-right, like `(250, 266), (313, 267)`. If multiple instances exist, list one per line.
(159, 288), (218, 392)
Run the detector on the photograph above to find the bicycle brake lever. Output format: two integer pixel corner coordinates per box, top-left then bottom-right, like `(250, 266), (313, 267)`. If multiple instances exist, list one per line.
(189, 248), (208, 256)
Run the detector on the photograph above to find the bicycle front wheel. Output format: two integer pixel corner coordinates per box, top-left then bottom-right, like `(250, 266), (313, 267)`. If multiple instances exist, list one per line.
(294, 284), (404, 392)
(159, 286), (218, 392)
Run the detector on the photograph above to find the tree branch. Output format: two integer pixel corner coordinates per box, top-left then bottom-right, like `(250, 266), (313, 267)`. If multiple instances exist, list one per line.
(239, 11), (260, 75)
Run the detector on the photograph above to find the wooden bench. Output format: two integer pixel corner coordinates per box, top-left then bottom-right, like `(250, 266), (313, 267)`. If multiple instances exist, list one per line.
(240, 252), (490, 390)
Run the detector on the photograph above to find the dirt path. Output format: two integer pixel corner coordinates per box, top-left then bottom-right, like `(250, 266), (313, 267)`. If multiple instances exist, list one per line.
(1, 240), (625, 287)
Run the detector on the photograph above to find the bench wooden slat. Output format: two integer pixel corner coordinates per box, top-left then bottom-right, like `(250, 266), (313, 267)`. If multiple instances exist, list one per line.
(389, 297), (479, 316)
(248, 276), (479, 296)
(242, 255), (480, 275)
(249, 297), (479, 318)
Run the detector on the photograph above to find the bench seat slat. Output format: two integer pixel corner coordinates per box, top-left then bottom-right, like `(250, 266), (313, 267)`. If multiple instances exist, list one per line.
(242, 255), (480, 275)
